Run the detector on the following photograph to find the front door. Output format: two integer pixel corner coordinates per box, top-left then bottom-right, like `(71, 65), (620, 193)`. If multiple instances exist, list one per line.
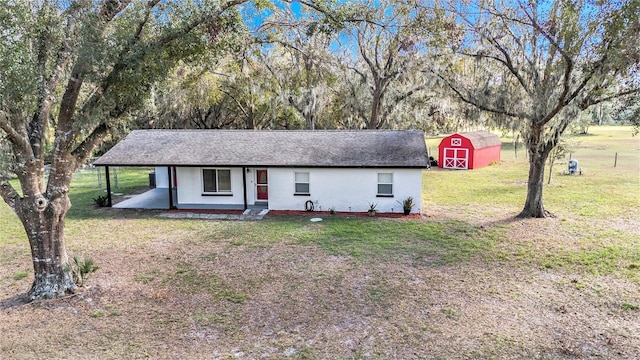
(256, 169), (268, 201)
(443, 148), (468, 169)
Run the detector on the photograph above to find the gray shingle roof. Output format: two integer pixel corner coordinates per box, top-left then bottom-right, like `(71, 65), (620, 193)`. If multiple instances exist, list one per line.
(94, 130), (429, 168)
(459, 131), (502, 149)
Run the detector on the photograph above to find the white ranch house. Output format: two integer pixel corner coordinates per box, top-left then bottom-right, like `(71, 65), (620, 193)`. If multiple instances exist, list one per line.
(94, 130), (429, 214)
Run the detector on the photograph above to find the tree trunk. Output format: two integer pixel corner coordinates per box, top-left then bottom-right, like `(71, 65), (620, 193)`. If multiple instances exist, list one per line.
(369, 87), (383, 129)
(20, 194), (76, 300)
(518, 148), (551, 218)
(306, 113), (315, 130)
(245, 103), (256, 129)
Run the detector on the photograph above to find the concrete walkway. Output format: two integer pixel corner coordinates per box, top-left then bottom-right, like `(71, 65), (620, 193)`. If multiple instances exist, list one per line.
(159, 208), (269, 221)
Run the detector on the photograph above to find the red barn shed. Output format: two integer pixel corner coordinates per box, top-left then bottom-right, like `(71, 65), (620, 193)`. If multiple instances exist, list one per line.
(438, 131), (501, 170)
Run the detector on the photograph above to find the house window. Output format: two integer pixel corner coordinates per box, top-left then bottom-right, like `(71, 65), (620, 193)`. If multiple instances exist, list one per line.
(377, 172), (393, 196)
(202, 169), (231, 194)
(294, 172), (310, 195)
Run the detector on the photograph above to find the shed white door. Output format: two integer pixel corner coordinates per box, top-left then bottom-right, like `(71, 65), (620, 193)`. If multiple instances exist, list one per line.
(443, 148), (468, 169)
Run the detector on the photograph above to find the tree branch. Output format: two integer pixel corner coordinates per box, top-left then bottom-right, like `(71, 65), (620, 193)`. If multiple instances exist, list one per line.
(432, 71), (524, 119)
(544, 115), (573, 153)
(220, 89), (249, 118)
(474, 29), (532, 95)
(79, 0), (246, 127)
(539, 41), (614, 126)
(580, 87), (640, 110)
(0, 177), (22, 214)
(491, 5), (573, 64)
(393, 84), (428, 106)
(0, 111), (31, 154)
(71, 123), (112, 165)
(289, 0), (376, 26)
(346, 64), (368, 82)
(77, 0), (162, 124)
(133, 0), (161, 40)
(345, 80), (368, 123)
(100, 0), (133, 22)
(383, 33), (398, 75)
(499, 14), (536, 70)
(381, 84), (429, 124)
(357, 29), (378, 80)
(537, 56), (574, 126)
(566, 45), (612, 107)
(29, 11), (78, 172)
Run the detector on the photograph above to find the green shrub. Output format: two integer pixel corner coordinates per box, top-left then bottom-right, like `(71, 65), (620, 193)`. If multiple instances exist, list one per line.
(93, 195), (109, 207)
(65, 255), (99, 286)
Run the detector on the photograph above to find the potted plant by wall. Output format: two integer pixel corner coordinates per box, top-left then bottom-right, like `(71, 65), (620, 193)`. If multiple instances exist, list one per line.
(367, 202), (377, 216)
(398, 196), (414, 215)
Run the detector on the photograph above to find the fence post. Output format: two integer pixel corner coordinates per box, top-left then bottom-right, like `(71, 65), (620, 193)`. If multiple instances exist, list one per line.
(97, 167), (102, 189)
(114, 167), (119, 189)
(614, 152), (618, 168)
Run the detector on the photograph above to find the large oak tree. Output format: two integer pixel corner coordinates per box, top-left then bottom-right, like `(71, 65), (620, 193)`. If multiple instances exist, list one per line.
(431, 0), (639, 217)
(340, 0), (439, 130)
(0, 0), (248, 300)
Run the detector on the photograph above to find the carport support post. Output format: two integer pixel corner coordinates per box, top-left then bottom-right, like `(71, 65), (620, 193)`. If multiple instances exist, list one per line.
(105, 166), (112, 207)
(168, 166), (174, 209)
(242, 167), (248, 210)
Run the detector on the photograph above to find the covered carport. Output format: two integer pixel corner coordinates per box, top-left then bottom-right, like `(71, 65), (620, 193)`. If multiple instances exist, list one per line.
(93, 165), (178, 210)
(112, 187), (171, 209)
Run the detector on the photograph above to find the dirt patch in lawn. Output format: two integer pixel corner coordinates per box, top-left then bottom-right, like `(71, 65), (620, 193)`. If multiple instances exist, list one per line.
(1, 208), (639, 359)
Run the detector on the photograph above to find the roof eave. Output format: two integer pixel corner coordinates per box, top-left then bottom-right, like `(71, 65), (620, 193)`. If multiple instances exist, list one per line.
(93, 163), (429, 169)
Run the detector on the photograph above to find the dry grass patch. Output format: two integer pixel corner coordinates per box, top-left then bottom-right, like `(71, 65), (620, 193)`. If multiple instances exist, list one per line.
(2, 209), (639, 359)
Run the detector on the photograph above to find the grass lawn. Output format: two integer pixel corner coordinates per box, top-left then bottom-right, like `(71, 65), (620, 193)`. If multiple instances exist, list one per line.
(1, 126), (639, 359)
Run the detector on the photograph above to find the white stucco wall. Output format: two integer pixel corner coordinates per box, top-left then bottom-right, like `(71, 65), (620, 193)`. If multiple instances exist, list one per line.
(172, 167), (423, 212)
(175, 167), (247, 208)
(154, 167), (169, 188)
(268, 168), (423, 213)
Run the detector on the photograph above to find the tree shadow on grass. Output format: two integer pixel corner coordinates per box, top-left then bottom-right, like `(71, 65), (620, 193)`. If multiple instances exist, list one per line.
(487, 215), (526, 226)
(0, 293), (29, 310)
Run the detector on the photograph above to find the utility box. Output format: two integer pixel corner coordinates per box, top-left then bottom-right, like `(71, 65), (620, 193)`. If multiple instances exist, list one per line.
(568, 159), (580, 175)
